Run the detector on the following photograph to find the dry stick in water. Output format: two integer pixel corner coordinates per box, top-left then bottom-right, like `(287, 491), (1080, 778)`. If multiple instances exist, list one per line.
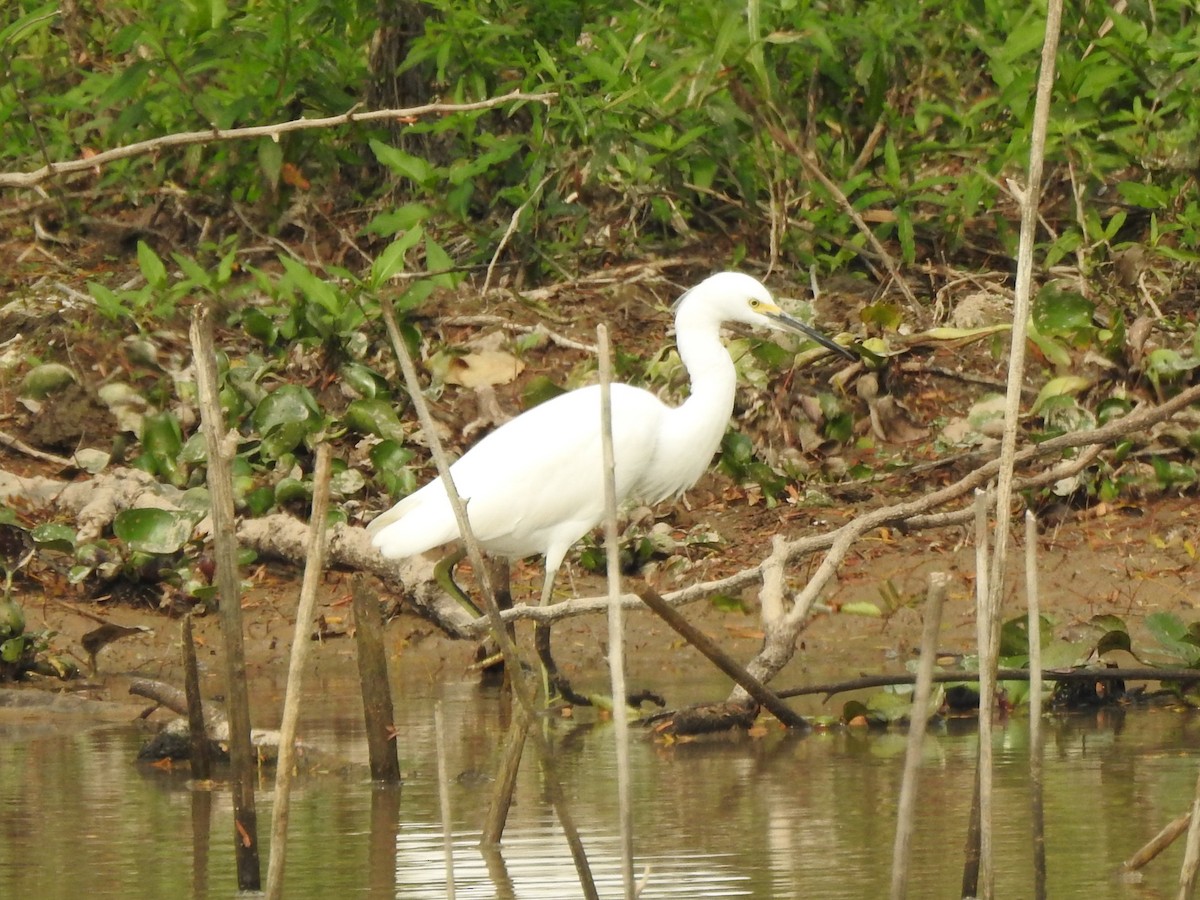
(962, 489), (991, 900)
(890, 572), (949, 900)
(181, 612), (212, 780)
(266, 443), (334, 900)
(1178, 775), (1200, 894)
(1122, 813), (1192, 875)
(353, 577), (402, 783)
(377, 298), (599, 899)
(598, 324), (636, 898)
(190, 306), (261, 891)
(435, 703), (457, 900)
(1026, 511), (1047, 900)
(634, 584), (806, 729)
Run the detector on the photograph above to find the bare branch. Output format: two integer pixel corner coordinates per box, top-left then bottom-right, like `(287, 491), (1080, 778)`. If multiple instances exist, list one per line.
(0, 91), (557, 189)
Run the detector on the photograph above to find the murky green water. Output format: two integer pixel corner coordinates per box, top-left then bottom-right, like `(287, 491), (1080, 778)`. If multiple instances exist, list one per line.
(1, 674), (1196, 898)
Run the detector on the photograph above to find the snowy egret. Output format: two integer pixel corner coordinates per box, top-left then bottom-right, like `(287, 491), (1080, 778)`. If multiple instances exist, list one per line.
(368, 271), (852, 609)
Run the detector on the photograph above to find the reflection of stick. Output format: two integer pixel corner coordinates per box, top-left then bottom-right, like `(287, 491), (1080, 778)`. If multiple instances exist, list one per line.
(1027, 512), (1047, 900)
(890, 573), (948, 900)
(599, 324), (636, 898)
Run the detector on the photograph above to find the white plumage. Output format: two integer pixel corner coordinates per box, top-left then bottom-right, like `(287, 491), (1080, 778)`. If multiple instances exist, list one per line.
(368, 271), (850, 606)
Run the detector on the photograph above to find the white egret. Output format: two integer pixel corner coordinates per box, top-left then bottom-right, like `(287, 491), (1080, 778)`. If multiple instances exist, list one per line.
(368, 271), (853, 610)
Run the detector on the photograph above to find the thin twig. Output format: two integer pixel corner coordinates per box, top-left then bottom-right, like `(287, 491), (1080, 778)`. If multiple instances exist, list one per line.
(439, 315), (597, 353)
(0, 429), (72, 467)
(0, 91), (557, 188)
(266, 443), (333, 900)
(987, 0), (1064, 662)
(775, 665), (1177, 702)
(483, 172), (553, 295)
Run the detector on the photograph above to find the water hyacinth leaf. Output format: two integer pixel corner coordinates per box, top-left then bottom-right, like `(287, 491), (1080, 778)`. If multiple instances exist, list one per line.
(20, 363), (76, 398)
(369, 440), (416, 496)
(244, 485), (275, 516)
(1033, 286), (1094, 338)
(140, 411), (186, 486)
(340, 362), (390, 400)
(253, 385), (322, 459)
(177, 488), (211, 516)
(1095, 629), (1133, 657)
(1, 638), (24, 663)
(330, 468), (366, 498)
(275, 477), (310, 505)
(345, 398), (406, 443)
(112, 508), (195, 554)
(1150, 456), (1197, 487)
(1144, 611), (1200, 666)
(30, 523), (75, 553)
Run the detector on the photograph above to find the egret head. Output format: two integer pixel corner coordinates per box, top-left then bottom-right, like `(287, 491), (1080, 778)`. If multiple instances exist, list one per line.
(675, 271), (854, 359)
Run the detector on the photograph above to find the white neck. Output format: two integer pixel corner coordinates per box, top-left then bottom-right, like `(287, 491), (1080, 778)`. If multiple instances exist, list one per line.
(657, 318), (738, 494)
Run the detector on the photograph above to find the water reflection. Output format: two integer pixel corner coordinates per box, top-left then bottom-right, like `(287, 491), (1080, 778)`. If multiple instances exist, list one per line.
(1, 680), (1198, 899)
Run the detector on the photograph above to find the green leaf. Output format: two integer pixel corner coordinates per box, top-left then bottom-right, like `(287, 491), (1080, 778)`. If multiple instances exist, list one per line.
(112, 508), (195, 554)
(253, 385), (322, 459)
(1032, 286), (1094, 337)
(140, 411), (186, 487)
(1031, 376), (1091, 415)
(840, 601), (883, 618)
(1116, 181), (1169, 210)
(30, 523), (75, 552)
(424, 236), (457, 287)
(370, 227), (424, 287)
(257, 138), (283, 191)
(1145, 612), (1200, 665)
(137, 241), (169, 289)
(364, 203), (432, 237)
(710, 593), (751, 613)
(344, 398), (406, 443)
(368, 140), (435, 186)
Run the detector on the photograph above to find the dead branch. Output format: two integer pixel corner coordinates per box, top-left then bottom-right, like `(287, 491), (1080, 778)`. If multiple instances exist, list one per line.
(0, 91), (556, 189)
(777, 666), (1189, 702)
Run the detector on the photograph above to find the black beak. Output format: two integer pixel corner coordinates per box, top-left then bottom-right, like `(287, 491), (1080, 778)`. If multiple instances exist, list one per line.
(771, 311), (856, 360)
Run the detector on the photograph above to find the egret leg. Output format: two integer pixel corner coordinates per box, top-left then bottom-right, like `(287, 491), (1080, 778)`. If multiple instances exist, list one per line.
(533, 565), (593, 707)
(434, 547), (481, 617)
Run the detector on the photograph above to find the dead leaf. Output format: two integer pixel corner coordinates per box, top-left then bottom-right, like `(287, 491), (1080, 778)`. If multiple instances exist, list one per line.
(445, 350), (525, 388)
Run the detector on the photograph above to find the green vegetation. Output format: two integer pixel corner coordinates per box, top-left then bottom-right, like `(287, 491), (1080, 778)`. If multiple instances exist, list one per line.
(2, 0), (1200, 675)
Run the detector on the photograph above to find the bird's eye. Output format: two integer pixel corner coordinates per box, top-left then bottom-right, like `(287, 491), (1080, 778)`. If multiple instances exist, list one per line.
(749, 298), (761, 309)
